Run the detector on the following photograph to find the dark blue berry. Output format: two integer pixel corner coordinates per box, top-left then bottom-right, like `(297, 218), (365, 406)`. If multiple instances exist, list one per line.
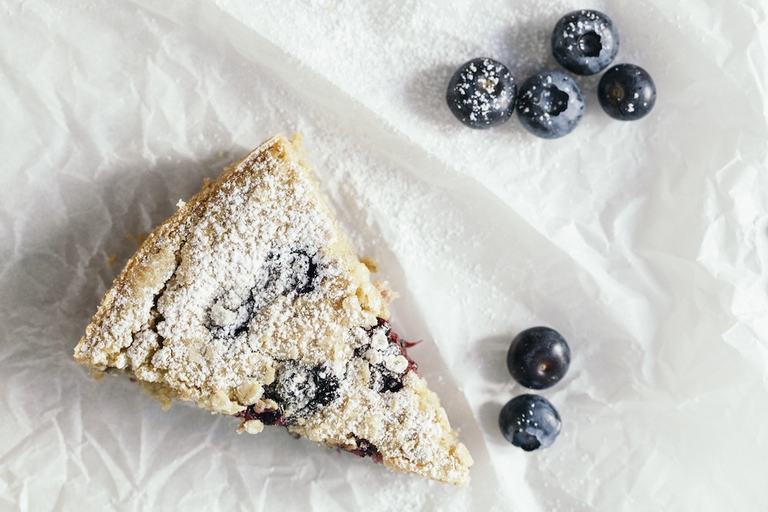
(499, 394), (561, 451)
(275, 363), (339, 418)
(286, 250), (318, 295)
(208, 249), (319, 339)
(356, 319), (417, 394)
(551, 10), (619, 75)
(308, 365), (340, 409)
(241, 362), (340, 425)
(598, 64), (656, 121)
(516, 72), (584, 139)
(507, 327), (570, 389)
(208, 292), (255, 339)
(446, 58), (517, 129)
(260, 249), (320, 297)
(246, 407), (283, 426)
(346, 437), (383, 463)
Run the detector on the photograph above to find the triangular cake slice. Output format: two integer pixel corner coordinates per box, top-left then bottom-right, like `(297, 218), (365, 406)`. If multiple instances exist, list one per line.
(74, 134), (472, 486)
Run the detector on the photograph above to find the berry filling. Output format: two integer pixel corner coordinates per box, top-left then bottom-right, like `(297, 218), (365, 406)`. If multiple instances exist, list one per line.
(237, 362), (340, 426)
(357, 318), (419, 393)
(243, 406), (284, 426)
(338, 436), (383, 463)
(235, 319), (418, 430)
(208, 247), (320, 339)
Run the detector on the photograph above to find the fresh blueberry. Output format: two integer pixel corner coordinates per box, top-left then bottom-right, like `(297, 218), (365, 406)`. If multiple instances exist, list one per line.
(499, 394), (562, 451)
(598, 64), (656, 120)
(551, 10), (619, 75)
(446, 57), (517, 129)
(507, 326), (570, 389)
(516, 72), (584, 139)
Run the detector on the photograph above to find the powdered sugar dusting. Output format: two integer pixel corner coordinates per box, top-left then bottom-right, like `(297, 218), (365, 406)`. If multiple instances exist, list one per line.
(150, 143), (356, 399)
(74, 134), (472, 486)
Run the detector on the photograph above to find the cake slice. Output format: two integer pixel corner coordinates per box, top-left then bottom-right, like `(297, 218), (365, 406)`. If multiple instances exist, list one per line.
(74, 134), (472, 486)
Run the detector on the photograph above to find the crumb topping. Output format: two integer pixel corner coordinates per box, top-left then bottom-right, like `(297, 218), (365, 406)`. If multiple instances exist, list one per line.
(74, 134), (471, 486)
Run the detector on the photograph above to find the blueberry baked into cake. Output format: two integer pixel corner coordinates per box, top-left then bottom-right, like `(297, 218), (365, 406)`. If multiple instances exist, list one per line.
(74, 134), (472, 486)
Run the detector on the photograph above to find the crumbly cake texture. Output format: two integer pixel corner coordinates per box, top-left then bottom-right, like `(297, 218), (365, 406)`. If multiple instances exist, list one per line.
(74, 134), (472, 486)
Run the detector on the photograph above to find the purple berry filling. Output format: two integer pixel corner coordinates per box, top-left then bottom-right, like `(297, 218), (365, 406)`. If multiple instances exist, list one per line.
(358, 319), (419, 393)
(208, 247), (320, 339)
(338, 436), (383, 463)
(234, 319), (418, 464)
(238, 406), (284, 426)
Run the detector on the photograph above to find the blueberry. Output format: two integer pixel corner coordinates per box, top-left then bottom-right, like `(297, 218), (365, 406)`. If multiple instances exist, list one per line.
(308, 364), (340, 409)
(516, 72), (584, 139)
(446, 57), (517, 129)
(285, 250), (318, 295)
(273, 362), (319, 417)
(208, 290), (255, 339)
(260, 249), (320, 297)
(551, 10), (619, 75)
(247, 407), (283, 426)
(598, 64), (656, 121)
(346, 437), (383, 462)
(507, 327), (570, 389)
(499, 394), (562, 451)
(356, 320), (417, 394)
(264, 362), (340, 421)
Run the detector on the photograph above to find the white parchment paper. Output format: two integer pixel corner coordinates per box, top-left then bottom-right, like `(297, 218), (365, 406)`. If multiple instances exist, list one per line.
(1, 0), (767, 510)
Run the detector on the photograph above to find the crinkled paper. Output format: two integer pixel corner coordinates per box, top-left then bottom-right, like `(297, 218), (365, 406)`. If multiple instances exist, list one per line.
(1, 0), (766, 510)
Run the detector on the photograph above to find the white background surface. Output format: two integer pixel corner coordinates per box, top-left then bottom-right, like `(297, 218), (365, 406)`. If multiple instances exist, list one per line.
(1, 0), (767, 510)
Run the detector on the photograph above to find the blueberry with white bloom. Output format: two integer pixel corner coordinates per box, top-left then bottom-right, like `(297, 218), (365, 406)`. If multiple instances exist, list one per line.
(499, 394), (562, 451)
(446, 57), (517, 129)
(598, 64), (656, 120)
(507, 326), (571, 390)
(516, 71), (584, 139)
(551, 10), (619, 75)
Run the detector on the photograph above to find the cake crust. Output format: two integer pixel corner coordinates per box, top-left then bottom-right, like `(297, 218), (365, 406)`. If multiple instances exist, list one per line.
(75, 134), (472, 486)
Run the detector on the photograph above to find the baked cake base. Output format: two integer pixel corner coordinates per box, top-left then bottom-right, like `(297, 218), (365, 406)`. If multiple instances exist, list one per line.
(75, 134), (472, 486)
